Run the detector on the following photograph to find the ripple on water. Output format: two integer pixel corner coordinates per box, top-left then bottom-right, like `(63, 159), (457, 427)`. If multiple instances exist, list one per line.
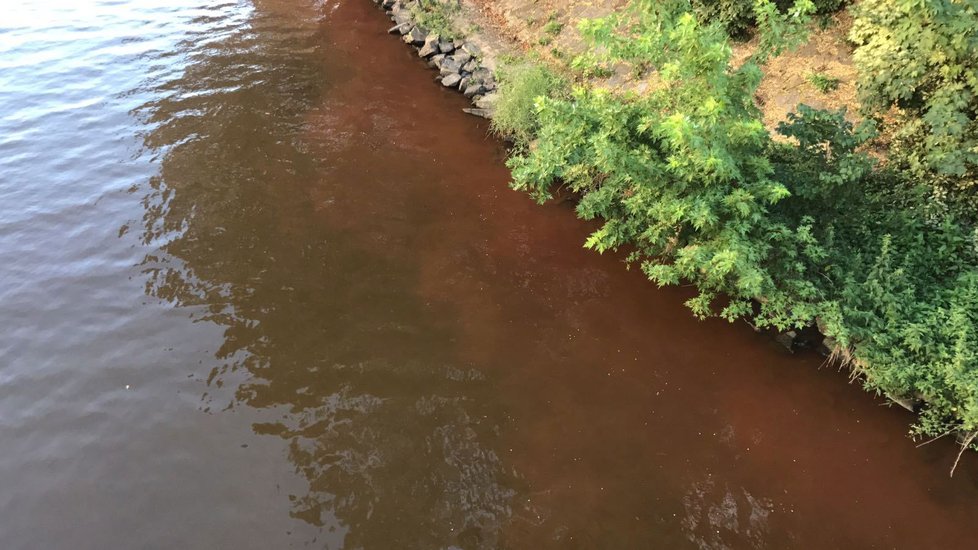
(0, 1), (324, 548)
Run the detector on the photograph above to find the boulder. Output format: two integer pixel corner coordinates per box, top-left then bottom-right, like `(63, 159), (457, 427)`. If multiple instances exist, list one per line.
(392, 10), (413, 33)
(474, 93), (497, 111)
(418, 34), (440, 56)
(439, 56), (462, 76)
(403, 26), (427, 45)
(462, 60), (479, 73)
(442, 73), (462, 88)
(461, 41), (482, 57)
(452, 53), (472, 67)
(774, 330), (797, 352)
(470, 67), (492, 84)
(817, 335), (837, 357)
(886, 393), (919, 412)
(462, 107), (492, 119)
(438, 39), (455, 54)
(388, 22), (411, 34)
(463, 83), (486, 98)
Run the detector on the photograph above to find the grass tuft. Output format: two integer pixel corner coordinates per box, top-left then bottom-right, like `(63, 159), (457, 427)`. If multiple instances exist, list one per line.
(490, 61), (565, 147)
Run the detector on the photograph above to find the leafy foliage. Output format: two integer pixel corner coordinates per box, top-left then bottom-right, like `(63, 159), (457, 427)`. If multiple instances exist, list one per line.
(850, 0), (978, 207)
(543, 12), (564, 36)
(490, 61), (566, 147)
(691, 0), (846, 38)
(511, 0), (816, 323)
(805, 71), (839, 93)
(772, 108), (978, 436)
(500, 0), (978, 444)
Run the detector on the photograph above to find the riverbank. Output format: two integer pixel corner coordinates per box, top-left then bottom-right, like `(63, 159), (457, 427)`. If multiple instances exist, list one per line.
(366, 0), (974, 460)
(367, 0), (876, 409)
(369, 0), (510, 119)
(375, 0), (860, 131)
(6, 0), (978, 546)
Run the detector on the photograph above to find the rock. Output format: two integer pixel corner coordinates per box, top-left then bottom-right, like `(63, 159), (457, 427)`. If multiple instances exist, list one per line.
(403, 26), (427, 45)
(458, 76), (471, 91)
(438, 40), (455, 54)
(461, 41), (481, 57)
(817, 335), (838, 357)
(474, 93), (497, 110)
(462, 59), (479, 73)
(392, 10), (413, 33)
(431, 53), (446, 67)
(452, 53), (472, 67)
(442, 73), (462, 88)
(388, 22), (411, 34)
(382, 0), (395, 8)
(462, 108), (492, 119)
(815, 316), (829, 334)
(774, 330), (797, 352)
(463, 83), (486, 98)
(886, 393), (918, 412)
(470, 67), (492, 84)
(439, 56), (462, 76)
(418, 34), (440, 56)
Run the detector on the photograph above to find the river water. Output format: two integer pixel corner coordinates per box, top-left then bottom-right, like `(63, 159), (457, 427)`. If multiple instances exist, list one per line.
(1, 0), (977, 548)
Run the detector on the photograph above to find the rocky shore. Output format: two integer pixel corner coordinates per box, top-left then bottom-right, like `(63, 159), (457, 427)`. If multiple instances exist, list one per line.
(372, 0), (499, 119)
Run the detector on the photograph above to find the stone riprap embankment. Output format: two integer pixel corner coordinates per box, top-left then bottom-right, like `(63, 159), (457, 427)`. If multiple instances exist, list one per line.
(372, 0), (498, 119)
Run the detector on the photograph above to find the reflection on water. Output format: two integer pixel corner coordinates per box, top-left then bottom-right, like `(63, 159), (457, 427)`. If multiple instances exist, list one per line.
(682, 476), (772, 549)
(129, 0), (978, 548)
(6, 0), (978, 547)
(132, 1), (515, 546)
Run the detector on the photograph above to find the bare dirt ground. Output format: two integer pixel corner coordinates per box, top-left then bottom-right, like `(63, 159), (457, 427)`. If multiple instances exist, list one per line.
(465, 0), (860, 131)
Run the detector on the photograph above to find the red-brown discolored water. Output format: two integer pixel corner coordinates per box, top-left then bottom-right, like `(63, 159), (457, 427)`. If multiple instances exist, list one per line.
(1, 0), (976, 548)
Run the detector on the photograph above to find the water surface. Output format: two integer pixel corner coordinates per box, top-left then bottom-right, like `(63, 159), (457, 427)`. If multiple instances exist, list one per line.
(2, 0), (977, 548)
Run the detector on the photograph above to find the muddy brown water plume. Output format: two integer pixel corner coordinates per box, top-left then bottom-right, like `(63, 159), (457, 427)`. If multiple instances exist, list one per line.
(2, 0), (978, 548)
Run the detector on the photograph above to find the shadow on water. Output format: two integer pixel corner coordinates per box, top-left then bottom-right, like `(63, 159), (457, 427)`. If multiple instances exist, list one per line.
(131, 1), (516, 548)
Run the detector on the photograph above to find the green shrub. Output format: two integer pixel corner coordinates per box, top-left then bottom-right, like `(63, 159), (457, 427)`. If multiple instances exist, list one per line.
(411, 0), (461, 40)
(510, 0), (817, 323)
(691, 0), (846, 37)
(771, 107), (978, 438)
(850, 0), (978, 210)
(490, 61), (565, 147)
(805, 71), (839, 93)
(504, 0), (978, 448)
(543, 19), (564, 37)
